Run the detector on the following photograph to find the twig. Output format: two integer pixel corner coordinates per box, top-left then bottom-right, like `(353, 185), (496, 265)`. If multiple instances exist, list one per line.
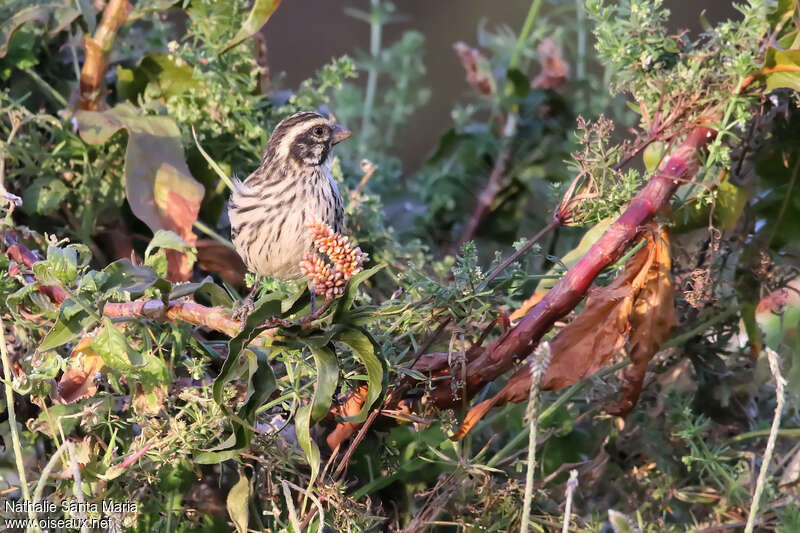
(744, 347), (786, 533)
(0, 314), (37, 528)
(454, 147), (512, 253)
(66, 441), (89, 533)
(482, 218), (561, 287)
(117, 439), (154, 470)
(520, 342), (551, 533)
(562, 470), (579, 533)
(281, 480), (302, 533)
(78, 0), (132, 110)
(289, 480), (325, 533)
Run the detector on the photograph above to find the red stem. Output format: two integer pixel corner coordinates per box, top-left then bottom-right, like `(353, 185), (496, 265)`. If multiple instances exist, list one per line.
(426, 125), (716, 407)
(6, 244), (69, 304)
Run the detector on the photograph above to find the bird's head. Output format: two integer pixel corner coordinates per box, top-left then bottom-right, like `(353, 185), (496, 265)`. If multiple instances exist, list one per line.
(266, 111), (352, 168)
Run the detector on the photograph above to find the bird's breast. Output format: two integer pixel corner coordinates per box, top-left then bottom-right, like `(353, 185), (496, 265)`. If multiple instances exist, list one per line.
(229, 166), (342, 279)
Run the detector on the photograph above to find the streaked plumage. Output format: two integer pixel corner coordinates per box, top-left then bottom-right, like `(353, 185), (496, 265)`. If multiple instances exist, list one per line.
(229, 112), (350, 279)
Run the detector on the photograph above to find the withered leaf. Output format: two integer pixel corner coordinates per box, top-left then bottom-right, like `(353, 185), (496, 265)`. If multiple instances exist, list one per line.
(76, 104), (205, 282)
(196, 239), (247, 287)
(453, 42), (495, 95)
(531, 38), (570, 91)
(541, 227), (661, 390)
(57, 336), (105, 404)
(453, 225), (676, 439)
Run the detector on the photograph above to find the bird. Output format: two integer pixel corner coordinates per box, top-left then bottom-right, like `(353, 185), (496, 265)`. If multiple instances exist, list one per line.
(228, 111), (352, 308)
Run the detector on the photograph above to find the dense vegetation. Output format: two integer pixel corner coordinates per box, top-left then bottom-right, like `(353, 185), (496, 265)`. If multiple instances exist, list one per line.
(1, 0), (799, 531)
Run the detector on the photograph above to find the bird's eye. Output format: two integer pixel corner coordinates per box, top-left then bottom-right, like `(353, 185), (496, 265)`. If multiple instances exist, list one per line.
(314, 126), (324, 136)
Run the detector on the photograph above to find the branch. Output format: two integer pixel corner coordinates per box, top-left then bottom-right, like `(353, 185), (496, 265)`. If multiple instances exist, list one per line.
(327, 123), (716, 447)
(425, 124), (716, 408)
(6, 238), (240, 336)
(78, 0), (132, 110)
(103, 300), (241, 337)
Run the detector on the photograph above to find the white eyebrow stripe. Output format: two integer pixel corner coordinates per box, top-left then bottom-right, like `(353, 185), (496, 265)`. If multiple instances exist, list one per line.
(275, 118), (331, 159)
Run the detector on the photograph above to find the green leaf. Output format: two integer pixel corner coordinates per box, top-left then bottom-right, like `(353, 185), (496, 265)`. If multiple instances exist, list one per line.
(169, 276), (233, 307)
(222, 0), (283, 53)
(75, 104), (205, 270)
(33, 245), (82, 285)
(0, 3), (80, 58)
(295, 403), (321, 484)
(102, 259), (171, 298)
(145, 229), (197, 267)
(0, 29), (37, 80)
(138, 53), (201, 98)
(335, 328), (386, 423)
(226, 470), (250, 533)
(332, 264), (385, 322)
(214, 292), (282, 406)
(763, 47), (800, 92)
(506, 68), (531, 98)
(91, 318), (145, 369)
(39, 300), (92, 352)
(116, 65), (147, 103)
(230, 348), (277, 453)
(768, 0), (797, 29)
(0, 5), (48, 59)
(90, 318), (170, 389)
(607, 510), (637, 533)
(308, 344), (339, 422)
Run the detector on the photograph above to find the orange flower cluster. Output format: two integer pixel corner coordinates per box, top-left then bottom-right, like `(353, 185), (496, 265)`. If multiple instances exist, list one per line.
(299, 221), (368, 300)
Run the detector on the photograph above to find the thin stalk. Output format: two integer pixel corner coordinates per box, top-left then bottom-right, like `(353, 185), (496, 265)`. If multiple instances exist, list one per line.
(744, 347), (786, 533)
(191, 126), (236, 192)
(487, 359), (628, 468)
(31, 443), (67, 512)
(562, 470), (579, 533)
(509, 0), (543, 70)
(575, 0), (586, 81)
(60, 284), (102, 323)
(0, 316), (33, 509)
(520, 343), (551, 533)
(727, 428), (800, 444)
(193, 220), (235, 250)
(67, 441), (89, 533)
(23, 69), (69, 108)
(360, 0), (382, 152)
(481, 219), (560, 288)
(768, 156), (800, 247)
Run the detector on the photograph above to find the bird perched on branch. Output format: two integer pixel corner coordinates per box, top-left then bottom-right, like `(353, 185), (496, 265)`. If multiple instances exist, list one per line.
(228, 111), (351, 306)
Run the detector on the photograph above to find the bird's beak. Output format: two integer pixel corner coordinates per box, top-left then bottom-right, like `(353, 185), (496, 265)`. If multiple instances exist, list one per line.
(331, 124), (352, 145)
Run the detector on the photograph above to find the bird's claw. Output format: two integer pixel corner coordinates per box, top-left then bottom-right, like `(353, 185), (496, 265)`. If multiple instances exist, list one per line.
(234, 292), (257, 330)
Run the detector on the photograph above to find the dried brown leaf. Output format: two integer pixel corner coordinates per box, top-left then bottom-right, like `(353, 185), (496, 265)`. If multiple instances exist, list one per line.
(531, 38), (570, 91)
(610, 230), (676, 414)
(196, 239), (247, 286)
(541, 227), (658, 389)
(453, 225), (677, 438)
(56, 336), (105, 404)
(453, 41), (495, 95)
